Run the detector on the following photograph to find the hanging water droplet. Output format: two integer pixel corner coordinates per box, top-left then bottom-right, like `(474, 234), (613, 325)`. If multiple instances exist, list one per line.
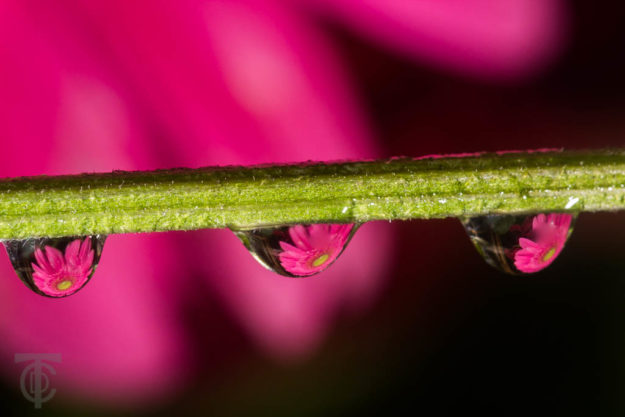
(235, 223), (358, 277)
(462, 213), (576, 275)
(3, 235), (106, 297)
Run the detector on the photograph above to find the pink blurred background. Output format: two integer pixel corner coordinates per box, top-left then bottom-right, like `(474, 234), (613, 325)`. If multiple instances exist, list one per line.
(1, 1), (625, 415)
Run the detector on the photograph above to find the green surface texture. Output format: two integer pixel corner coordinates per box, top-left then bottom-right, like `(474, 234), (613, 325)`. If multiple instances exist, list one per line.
(0, 149), (623, 239)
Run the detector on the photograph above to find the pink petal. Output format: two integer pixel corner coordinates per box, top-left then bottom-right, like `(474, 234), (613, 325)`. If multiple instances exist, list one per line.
(0, 235), (191, 403)
(64, 239), (82, 265)
(533, 213), (547, 229)
(279, 240), (305, 254)
(33, 248), (55, 275)
(305, 224), (335, 248)
(519, 237), (541, 251)
(72, 0), (394, 358)
(0, 1), (59, 177)
(297, 0), (568, 79)
(0, 1), (190, 403)
(44, 246), (66, 273)
(289, 225), (315, 251)
(78, 237), (92, 260)
(31, 263), (47, 279)
(1, 0), (393, 397)
(82, 250), (95, 272)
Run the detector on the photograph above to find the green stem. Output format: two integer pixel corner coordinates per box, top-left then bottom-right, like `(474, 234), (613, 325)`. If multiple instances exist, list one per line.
(1, 149), (624, 239)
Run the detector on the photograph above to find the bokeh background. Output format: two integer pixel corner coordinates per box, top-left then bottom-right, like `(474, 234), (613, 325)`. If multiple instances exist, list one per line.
(1, 0), (625, 415)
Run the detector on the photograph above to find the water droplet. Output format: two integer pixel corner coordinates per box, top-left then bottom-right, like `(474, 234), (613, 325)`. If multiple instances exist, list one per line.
(3, 235), (106, 297)
(565, 197), (580, 209)
(462, 213), (576, 275)
(235, 223), (357, 277)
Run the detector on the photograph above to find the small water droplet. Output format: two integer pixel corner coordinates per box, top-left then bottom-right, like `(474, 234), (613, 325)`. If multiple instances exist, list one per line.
(3, 235), (106, 297)
(564, 196), (580, 209)
(235, 223), (357, 277)
(462, 213), (576, 275)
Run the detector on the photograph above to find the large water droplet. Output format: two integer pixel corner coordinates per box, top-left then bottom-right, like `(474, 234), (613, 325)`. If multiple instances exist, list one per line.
(235, 223), (357, 277)
(3, 235), (106, 297)
(462, 213), (576, 275)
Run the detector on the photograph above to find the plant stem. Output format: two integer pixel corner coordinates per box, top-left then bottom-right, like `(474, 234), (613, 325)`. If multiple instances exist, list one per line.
(0, 149), (624, 239)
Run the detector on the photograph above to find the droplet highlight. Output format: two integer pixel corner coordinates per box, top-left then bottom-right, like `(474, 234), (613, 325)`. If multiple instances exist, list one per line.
(235, 223), (357, 277)
(3, 235), (106, 297)
(462, 213), (576, 275)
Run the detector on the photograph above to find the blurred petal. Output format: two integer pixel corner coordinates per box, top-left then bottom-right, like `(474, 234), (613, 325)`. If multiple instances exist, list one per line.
(0, 1), (60, 176)
(67, 0), (393, 358)
(70, 0), (372, 164)
(295, 0), (568, 79)
(0, 235), (189, 403)
(196, 0), (393, 359)
(201, 0), (371, 162)
(0, 1), (190, 403)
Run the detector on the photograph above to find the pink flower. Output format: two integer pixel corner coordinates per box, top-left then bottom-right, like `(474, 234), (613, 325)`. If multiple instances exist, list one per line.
(0, 0), (567, 405)
(514, 213), (572, 273)
(32, 238), (95, 297)
(297, 0), (567, 79)
(279, 224), (354, 276)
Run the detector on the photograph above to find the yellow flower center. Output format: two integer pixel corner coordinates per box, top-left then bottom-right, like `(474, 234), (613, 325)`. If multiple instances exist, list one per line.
(56, 280), (73, 291)
(312, 253), (330, 267)
(542, 247), (557, 262)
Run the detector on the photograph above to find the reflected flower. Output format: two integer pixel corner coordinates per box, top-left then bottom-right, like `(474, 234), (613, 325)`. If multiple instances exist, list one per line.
(279, 224), (354, 276)
(514, 213), (572, 273)
(32, 237), (95, 297)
